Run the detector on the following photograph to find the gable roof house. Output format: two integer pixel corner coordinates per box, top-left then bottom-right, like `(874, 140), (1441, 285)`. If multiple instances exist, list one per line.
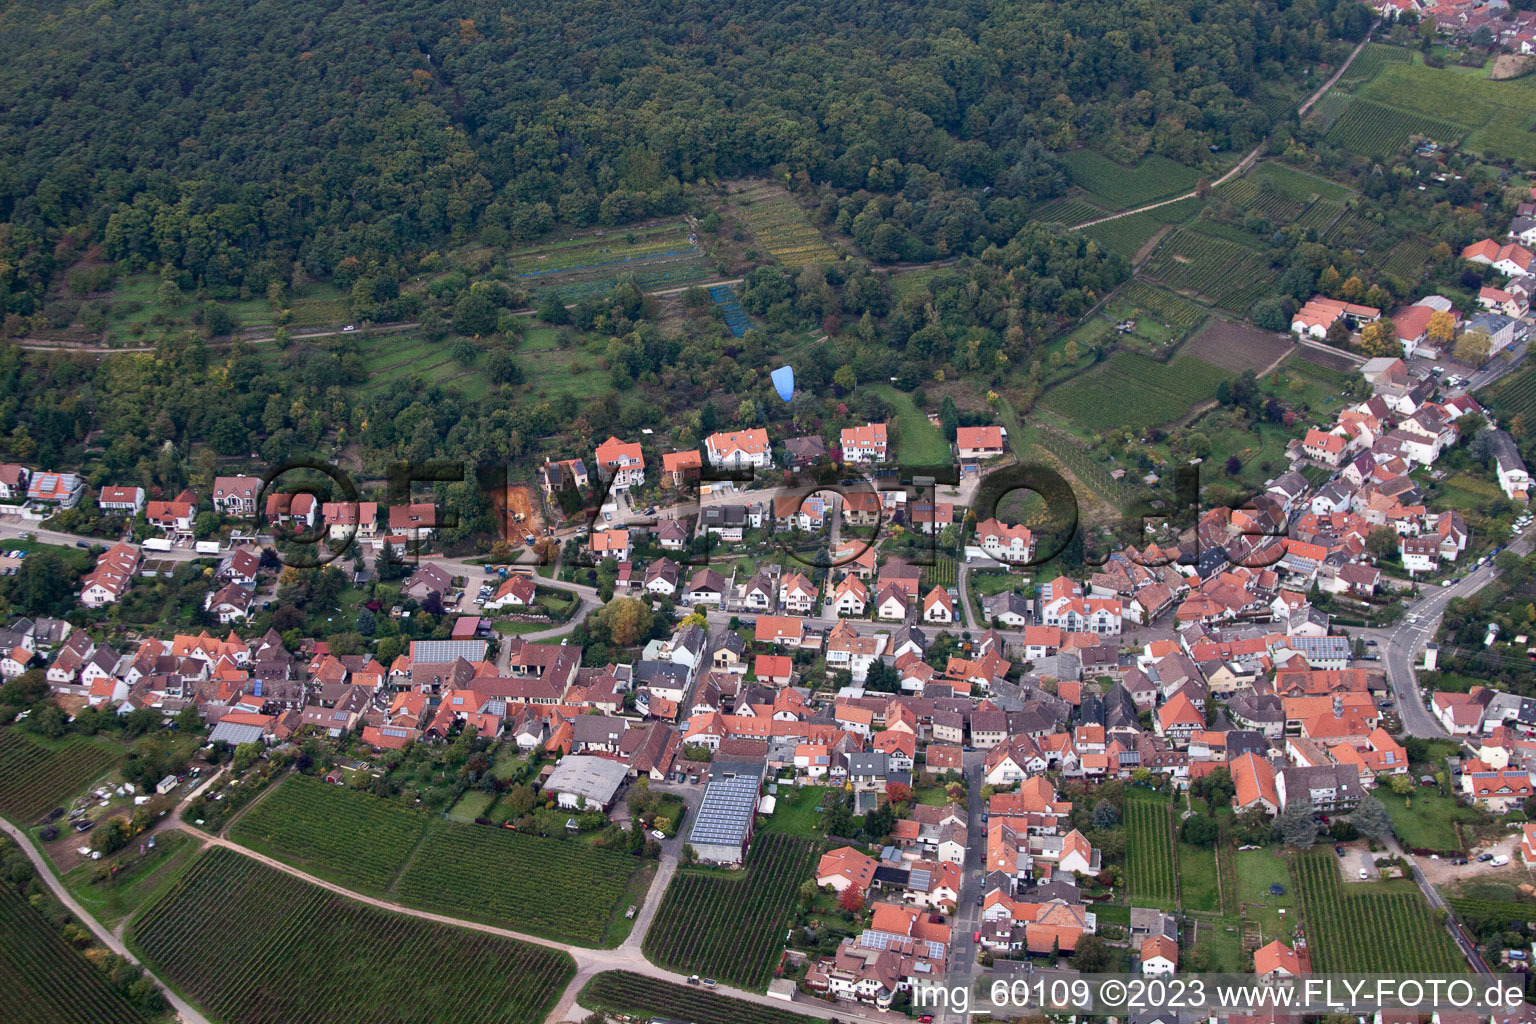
(211, 476), (261, 515)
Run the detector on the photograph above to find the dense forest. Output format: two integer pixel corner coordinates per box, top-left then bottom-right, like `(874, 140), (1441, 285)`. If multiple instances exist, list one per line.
(0, 0), (1370, 313)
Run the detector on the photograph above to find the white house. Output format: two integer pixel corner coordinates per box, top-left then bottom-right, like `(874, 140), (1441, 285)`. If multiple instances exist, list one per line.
(704, 428), (772, 470)
(97, 486), (145, 515)
(839, 423), (889, 464)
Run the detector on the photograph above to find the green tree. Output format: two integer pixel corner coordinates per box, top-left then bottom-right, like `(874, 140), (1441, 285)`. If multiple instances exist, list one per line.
(1179, 812), (1218, 847)
(1277, 798), (1317, 848)
(1351, 793), (1393, 840)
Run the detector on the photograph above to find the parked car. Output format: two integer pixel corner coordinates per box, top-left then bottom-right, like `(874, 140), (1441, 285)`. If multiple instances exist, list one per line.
(1358, 868), (1369, 879)
(701, 979), (717, 989)
(1492, 855), (1509, 866)
(687, 975), (700, 986)
(1335, 845), (1345, 857)
(1479, 852), (1495, 862)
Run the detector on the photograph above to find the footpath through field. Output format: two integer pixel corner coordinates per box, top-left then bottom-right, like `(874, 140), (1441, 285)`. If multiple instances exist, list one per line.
(1074, 29), (1377, 229)
(0, 817), (213, 1024)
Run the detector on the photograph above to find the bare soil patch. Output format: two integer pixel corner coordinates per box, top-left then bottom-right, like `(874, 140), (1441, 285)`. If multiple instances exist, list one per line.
(1490, 54), (1534, 80)
(1181, 319), (1295, 375)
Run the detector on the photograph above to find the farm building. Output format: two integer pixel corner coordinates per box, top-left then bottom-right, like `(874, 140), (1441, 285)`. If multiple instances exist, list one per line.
(544, 754), (629, 810)
(687, 762), (765, 865)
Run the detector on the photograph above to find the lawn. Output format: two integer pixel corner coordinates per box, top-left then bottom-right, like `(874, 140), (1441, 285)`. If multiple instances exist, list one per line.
(445, 789), (497, 823)
(760, 784), (826, 838)
(1231, 848), (1298, 943)
(65, 828), (198, 930)
(1178, 841), (1220, 912)
(132, 848), (573, 1024)
(1375, 786), (1479, 853)
(869, 384), (951, 465)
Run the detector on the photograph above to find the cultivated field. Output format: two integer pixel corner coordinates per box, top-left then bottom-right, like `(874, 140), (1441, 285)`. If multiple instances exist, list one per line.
(230, 775), (432, 890)
(643, 833), (819, 990)
(395, 822), (638, 944)
(229, 775), (644, 945)
(1485, 364), (1536, 421)
(1325, 96), (1464, 157)
(1038, 352), (1230, 433)
(1033, 196), (1108, 227)
(1291, 850), (1463, 973)
(729, 183), (837, 267)
(133, 849), (574, 1024)
(0, 878), (150, 1024)
(1180, 320), (1293, 375)
(1140, 228), (1279, 312)
(1359, 58), (1536, 163)
(580, 972), (821, 1024)
(1063, 152), (1202, 210)
(509, 218), (713, 300)
(1115, 281), (1208, 335)
(1124, 792), (1178, 909)
(0, 729), (117, 822)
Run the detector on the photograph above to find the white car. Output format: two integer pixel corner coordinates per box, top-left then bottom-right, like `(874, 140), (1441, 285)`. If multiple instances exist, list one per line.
(342, 324), (357, 332)
(1358, 868), (1369, 879)
(651, 829), (667, 840)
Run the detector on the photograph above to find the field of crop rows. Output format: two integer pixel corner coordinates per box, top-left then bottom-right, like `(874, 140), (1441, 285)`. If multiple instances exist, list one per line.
(134, 849), (573, 1024)
(1325, 97), (1462, 158)
(1063, 151), (1201, 209)
(580, 972), (820, 1024)
(231, 775), (432, 889)
(731, 185), (837, 267)
(710, 285), (753, 337)
(1125, 793), (1177, 908)
(1031, 427), (1144, 513)
(395, 822), (637, 944)
(1116, 281), (1206, 332)
(1140, 228), (1278, 312)
(0, 878), (149, 1024)
(1040, 352), (1229, 433)
(0, 729), (117, 822)
(1292, 850), (1463, 973)
(643, 833), (819, 990)
(1447, 897), (1536, 926)
(1323, 208), (1386, 256)
(1485, 364), (1536, 421)
(1216, 179), (1309, 224)
(1337, 42), (1411, 90)
(1377, 235), (1435, 280)
(229, 775), (641, 944)
(509, 220), (712, 299)
(1293, 198), (1344, 235)
(1033, 195), (1108, 227)
(1084, 213), (1166, 260)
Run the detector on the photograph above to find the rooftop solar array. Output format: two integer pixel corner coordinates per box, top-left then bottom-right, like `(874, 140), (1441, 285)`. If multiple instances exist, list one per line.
(688, 773), (761, 847)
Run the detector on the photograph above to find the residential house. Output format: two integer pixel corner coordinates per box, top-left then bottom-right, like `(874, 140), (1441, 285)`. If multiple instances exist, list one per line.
(594, 436), (646, 489)
(840, 423), (889, 464)
(705, 428), (772, 470)
(956, 426), (1008, 461)
(97, 486), (145, 515)
(211, 476), (261, 515)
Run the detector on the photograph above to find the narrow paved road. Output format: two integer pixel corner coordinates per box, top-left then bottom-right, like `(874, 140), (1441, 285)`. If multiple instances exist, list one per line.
(0, 818), (213, 1024)
(1074, 31), (1376, 230)
(1358, 531), (1534, 738)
